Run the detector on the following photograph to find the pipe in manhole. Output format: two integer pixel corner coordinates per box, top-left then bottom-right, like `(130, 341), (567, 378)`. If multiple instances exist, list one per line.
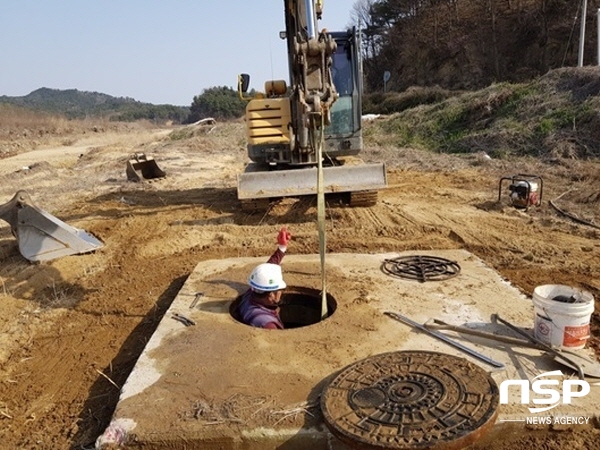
(230, 286), (337, 329)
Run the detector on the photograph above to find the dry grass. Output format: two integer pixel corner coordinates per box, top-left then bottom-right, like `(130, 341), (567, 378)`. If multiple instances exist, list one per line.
(0, 105), (163, 158)
(0, 104), (73, 137)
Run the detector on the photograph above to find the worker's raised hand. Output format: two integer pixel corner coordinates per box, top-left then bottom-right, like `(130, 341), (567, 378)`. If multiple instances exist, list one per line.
(277, 227), (291, 246)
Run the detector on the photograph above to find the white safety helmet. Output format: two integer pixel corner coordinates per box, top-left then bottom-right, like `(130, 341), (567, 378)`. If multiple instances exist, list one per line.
(248, 263), (287, 293)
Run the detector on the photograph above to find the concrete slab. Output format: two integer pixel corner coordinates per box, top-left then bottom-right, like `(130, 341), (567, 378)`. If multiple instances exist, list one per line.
(96, 250), (600, 449)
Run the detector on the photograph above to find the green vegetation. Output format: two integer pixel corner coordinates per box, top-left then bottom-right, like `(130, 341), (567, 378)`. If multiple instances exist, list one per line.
(0, 85), (250, 125)
(366, 67), (600, 159)
(0, 88), (189, 123)
(188, 86), (246, 122)
(111, 104), (189, 123)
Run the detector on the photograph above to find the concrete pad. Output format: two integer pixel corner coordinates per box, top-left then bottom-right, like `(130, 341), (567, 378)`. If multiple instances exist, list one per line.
(96, 250), (600, 449)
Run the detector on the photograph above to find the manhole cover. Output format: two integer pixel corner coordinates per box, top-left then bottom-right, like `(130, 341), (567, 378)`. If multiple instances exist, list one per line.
(321, 351), (499, 450)
(382, 255), (461, 282)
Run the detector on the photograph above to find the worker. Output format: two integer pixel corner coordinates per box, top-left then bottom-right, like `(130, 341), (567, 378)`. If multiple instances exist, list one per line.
(238, 227), (291, 329)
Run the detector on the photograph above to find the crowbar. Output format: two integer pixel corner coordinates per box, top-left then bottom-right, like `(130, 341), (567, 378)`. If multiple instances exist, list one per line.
(384, 311), (505, 369)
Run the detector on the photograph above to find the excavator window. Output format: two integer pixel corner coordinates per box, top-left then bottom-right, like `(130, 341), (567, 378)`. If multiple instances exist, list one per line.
(327, 39), (356, 135)
(331, 44), (353, 96)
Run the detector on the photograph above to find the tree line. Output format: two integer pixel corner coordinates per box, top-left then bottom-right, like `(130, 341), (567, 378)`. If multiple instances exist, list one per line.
(350, 0), (600, 93)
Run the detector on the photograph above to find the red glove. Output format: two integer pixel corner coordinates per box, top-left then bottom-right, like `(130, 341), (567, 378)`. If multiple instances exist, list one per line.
(277, 227), (291, 246)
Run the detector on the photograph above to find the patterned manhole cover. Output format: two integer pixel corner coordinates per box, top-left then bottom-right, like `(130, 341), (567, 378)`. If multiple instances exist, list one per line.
(382, 255), (461, 282)
(321, 351), (499, 450)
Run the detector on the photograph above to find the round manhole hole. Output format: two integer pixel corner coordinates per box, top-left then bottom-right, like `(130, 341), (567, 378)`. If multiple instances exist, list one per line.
(321, 351), (499, 450)
(382, 255), (461, 282)
(230, 286), (337, 329)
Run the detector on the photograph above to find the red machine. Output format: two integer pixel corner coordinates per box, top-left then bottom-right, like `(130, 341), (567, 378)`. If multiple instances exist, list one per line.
(498, 174), (543, 211)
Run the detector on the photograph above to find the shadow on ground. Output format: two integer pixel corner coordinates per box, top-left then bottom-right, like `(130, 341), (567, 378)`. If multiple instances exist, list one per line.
(70, 275), (189, 449)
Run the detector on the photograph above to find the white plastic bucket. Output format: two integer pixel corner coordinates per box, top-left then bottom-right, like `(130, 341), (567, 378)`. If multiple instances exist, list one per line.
(532, 284), (595, 349)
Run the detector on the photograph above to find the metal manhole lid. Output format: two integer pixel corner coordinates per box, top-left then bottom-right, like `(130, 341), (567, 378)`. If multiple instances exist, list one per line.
(382, 255), (461, 282)
(321, 351), (499, 450)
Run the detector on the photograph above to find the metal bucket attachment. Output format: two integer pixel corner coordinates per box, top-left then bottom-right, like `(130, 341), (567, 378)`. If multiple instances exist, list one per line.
(0, 190), (104, 262)
(126, 153), (166, 182)
(237, 162), (387, 200)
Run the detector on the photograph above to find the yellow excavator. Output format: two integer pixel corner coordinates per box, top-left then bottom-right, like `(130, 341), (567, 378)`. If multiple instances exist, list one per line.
(237, 0), (387, 210)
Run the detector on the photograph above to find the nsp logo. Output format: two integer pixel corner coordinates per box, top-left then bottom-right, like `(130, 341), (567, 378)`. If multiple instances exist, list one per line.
(499, 370), (590, 413)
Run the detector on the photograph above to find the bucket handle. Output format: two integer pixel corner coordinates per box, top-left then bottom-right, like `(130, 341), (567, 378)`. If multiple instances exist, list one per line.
(539, 306), (591, 340)
(536, 308), (552, 322)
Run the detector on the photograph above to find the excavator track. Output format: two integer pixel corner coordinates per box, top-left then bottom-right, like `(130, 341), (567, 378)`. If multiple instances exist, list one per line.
(350, 190), (379, 207)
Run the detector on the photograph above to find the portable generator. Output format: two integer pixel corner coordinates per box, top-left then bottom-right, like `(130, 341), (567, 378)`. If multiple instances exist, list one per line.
(498, 174), (543, 211)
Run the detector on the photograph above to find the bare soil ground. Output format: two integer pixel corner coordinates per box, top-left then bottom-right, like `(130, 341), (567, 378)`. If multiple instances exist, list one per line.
(0, 120), (599, 449)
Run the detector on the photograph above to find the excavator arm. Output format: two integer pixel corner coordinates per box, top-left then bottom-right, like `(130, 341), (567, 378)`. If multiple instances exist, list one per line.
(284, 0), (338, 152)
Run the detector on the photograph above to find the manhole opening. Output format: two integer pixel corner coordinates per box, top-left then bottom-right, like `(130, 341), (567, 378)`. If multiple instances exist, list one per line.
(230, 286), (337, 329)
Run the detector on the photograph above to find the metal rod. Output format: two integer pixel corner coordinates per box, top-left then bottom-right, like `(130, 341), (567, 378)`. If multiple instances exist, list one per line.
(579, 0), (588, 66)
(305, 0), (317, 39)
(425, 319), (540, 348)
(384, 312), (505, 369)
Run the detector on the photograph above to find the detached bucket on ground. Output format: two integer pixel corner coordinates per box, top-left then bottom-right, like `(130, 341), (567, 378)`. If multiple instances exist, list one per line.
(0, 190), (104, 262)
(533, 284), (595, 349)
(126, 153), (166, 182)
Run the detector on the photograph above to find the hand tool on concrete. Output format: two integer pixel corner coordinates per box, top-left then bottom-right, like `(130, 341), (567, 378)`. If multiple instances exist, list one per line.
(492, 314), (600, 380)
(172, 313), (196, 327)
(425, 318), (547, 347)
(384, 312), (505, 369)
(427, 317), (600, 379)
(189, 292), (204, 309)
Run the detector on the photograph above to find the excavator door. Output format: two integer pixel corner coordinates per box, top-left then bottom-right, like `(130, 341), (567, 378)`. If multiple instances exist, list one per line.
(0, 190), (104, 262)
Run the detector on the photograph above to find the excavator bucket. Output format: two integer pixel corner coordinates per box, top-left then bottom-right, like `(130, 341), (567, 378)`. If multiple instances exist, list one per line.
(237, 162), (387, 201)
(126, 153), (166, 182)
(0, 190), (104, 262)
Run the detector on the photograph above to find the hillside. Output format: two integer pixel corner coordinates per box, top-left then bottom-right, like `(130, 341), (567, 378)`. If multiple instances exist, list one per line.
(361, 0), (600, 92)
(0, 87), (189, 122)
(367, 66), (600, 159)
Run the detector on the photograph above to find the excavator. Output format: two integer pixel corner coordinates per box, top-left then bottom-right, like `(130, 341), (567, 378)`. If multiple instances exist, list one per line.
(237, 0), (387, 210)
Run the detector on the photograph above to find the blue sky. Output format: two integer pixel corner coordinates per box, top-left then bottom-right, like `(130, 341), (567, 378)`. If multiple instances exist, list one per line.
(1, 1), (359, 106)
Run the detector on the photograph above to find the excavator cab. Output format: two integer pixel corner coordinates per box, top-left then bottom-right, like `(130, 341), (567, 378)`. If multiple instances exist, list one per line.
(0, 190), (103, 262)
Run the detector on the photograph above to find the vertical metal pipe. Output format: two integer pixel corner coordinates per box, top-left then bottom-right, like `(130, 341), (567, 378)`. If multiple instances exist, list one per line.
(305, 0), (317, 39)
(578, 0), (588, 66)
